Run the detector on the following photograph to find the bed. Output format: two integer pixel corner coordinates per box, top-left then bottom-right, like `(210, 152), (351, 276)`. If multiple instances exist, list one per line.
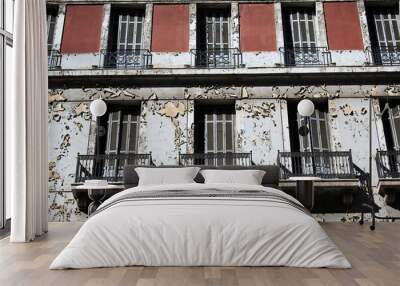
(50, 166), (351, 269)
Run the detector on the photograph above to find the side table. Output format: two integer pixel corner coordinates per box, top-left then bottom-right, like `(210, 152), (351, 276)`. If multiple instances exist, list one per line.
(288, 176), (321, 210)
(75, 184), (121, 215)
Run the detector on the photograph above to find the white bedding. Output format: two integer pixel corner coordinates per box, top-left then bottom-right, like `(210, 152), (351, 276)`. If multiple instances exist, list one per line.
(50, 183), (351, 269)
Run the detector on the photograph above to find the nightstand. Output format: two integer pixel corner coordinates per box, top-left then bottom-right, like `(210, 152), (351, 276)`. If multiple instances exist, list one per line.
(288, 176), (321, 210)
(75, 184), (123, 215)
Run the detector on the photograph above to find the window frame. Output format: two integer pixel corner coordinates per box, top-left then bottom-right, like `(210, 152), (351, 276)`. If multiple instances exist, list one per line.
(204, 112), (235, 154)
(116, 11), (144, 52)
(389, 105), (400, 150)
(372, 7), (400, 48)
(47, 12), (57, 51)
(0, 0), (14, 230)
(284, 7), (317, 49)
(205, 10), (231, 51)
(105, 108), (140, 155)
(297, 109), (330, 152)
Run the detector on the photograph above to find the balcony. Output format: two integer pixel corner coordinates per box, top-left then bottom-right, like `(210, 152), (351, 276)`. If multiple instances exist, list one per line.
(191, 48), (243, 68)
(101, 49), (153, 69)
(278, 150), (364, 180)
(179, 152), (253, 166)
(279, 46), (332, 66)
(376, 150), (400, 178)
(75, 153), (153, 183)
(365, 45), (400, 66)
(48, 49), (61, 70)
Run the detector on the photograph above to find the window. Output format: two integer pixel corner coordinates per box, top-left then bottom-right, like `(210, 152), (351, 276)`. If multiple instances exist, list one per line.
(196, 7), (232, 67)
(367, 5), (400, 64)
(282, 7), (322, 65)
(106, 7), (145, 68)
(1, 0), (14, 231)
(388, 104), (400, 150)
(47, 6), (58, 51)
(284, 8), (316, 49)
(288, 102), (331, 175)
(194, 104), (235, 152)
(104, 107), (140, 155)
(369, 7), (400, 48)
(116, 12), (143, 52)
(46, 6), (61, 69)
(297, 109), (330, 152)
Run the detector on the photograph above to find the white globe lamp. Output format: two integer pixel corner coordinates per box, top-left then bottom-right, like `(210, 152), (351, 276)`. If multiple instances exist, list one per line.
(297, 99), (315, 117)
(90, 99), (107, 117)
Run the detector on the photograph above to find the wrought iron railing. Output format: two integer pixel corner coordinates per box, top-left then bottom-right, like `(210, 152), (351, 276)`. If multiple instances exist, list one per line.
(365, 45), (400, 66)
(75, 153), (153, 183)
(100, 49), (153, 69)
(191, 48), (243, 68)
(376, 150), (400, 178)
(48, 49), (62, 70)
(179, 152), (253, 166)
(278, 151), (360, 179)
(279, 46), (332, 66)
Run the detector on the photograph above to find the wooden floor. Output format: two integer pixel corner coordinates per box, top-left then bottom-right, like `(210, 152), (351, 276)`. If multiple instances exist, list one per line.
(0, 222), (399, 286)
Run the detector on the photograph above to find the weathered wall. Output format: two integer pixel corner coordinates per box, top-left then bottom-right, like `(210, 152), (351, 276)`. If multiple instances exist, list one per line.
(236, 99), (290, 165)
(48, 90), (92, 221)
(61, 5), (103, 53)
(138, 100), (194, 165)
(47, 84), (400, 222)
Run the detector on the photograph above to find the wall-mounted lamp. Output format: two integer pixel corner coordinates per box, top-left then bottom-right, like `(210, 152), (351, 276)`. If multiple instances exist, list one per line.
(297, 99), (316, 173)
(90, 99), (107, 156)
(297, 99), (315, 117)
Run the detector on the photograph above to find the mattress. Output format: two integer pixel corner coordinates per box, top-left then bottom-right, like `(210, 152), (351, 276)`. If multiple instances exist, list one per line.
(50, 183), (351, 269)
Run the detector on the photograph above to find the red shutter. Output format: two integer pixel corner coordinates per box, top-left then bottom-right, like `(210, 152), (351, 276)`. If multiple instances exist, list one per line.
(151, 5), (189, 52)
(239, 4), (276, 52)
(324, 2), (363, 50)
(61, 5), (104, 53)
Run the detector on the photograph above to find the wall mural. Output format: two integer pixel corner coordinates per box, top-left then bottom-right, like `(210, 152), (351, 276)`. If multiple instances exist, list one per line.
(47, 84), (400, 222)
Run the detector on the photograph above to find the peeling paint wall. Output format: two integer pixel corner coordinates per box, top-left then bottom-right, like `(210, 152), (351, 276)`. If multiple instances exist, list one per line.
(47, 84), (400, 222)
(138, 100), (194, 165)
(329, 98), (370, 171)
(236, 99), (290, 165)
(48, 91), (92, 221)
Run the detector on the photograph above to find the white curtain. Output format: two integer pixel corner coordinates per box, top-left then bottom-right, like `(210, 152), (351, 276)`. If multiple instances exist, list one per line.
(8, 0), (48, 242)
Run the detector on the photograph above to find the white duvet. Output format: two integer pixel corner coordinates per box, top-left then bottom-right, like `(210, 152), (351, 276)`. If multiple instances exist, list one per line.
(50, 183), (351, 269)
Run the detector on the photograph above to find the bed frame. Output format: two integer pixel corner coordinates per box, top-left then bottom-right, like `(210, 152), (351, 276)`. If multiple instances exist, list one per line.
(123, 165), (281, 189)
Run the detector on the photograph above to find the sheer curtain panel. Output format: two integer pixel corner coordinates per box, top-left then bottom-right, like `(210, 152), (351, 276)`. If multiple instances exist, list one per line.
(9, 0), (48, 242)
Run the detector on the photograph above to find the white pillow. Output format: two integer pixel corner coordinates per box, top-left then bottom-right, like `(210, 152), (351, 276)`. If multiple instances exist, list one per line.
(200, 169), (266, 185)
(135, 167), (201, 186)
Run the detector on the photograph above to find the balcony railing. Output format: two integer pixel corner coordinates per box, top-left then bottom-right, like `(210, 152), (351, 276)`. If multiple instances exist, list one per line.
(48, 49), (62, 70)
(100, 49), (153, 69)
(278, 151), (362, 179)
(376, 150), (400, 178)
(365, 45), (400, 66)
(179, 152), (253, 166)
(191, 48), (243, 68)
(279, 46), (332, 66)
(75, 153), (153, 183)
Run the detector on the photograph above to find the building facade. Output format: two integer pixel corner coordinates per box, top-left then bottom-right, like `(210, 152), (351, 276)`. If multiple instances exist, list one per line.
(47, 0), (400, 222)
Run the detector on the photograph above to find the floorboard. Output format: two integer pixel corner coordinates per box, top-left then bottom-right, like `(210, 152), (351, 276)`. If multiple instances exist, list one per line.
(0, 222), (399, 286)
